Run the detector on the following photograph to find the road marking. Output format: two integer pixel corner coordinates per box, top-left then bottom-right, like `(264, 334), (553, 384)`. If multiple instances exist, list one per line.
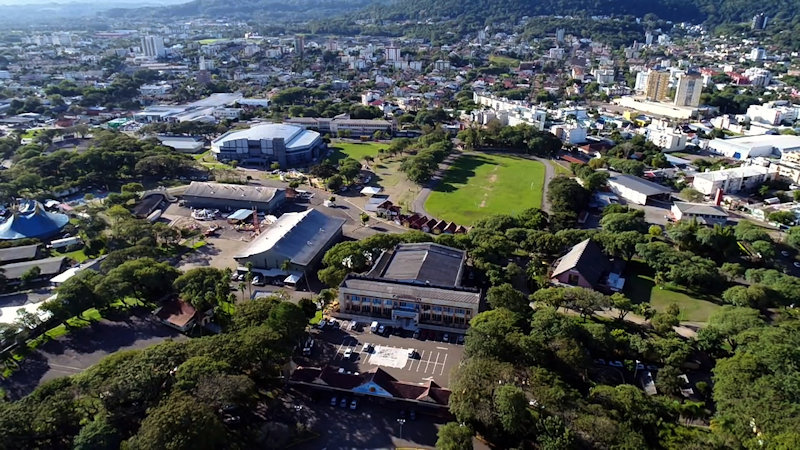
(416, 351), (426, 372)
(439, 353), (448, 376)
(423, 351), (433, 372)
(436, 346), (447, 350)
(48, 363), (83, 371)
(430, 352), (441, 374)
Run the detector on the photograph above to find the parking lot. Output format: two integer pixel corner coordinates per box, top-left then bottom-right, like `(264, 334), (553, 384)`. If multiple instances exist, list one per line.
(303, 319), (465, 388)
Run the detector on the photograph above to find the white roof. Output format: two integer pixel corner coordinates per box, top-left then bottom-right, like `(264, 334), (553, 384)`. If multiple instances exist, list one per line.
(236, 209), (345, 267)
(0, 299), (53, 325)
(360, 186), (383, 196)
(693, 165), (771, 182)
(212, 123), (321, 151)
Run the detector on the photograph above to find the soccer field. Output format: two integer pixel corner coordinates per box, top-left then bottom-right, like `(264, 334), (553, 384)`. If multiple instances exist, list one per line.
(326, 141), (387, 164)
(425, 153), (545, 225)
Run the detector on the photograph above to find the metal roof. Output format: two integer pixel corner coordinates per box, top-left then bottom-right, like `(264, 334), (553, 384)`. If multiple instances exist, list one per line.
(376, 243), (465, 287)
(607, 173), (672, 196)
(673, 201), (729, 217)
(551, 239), (611, 286)
(236, 209), (345, 267)
(2, 256), (66, 280)
(341, 276), (480, 306)
(183, 182), (281, 204)
(211, 123), (321, 151)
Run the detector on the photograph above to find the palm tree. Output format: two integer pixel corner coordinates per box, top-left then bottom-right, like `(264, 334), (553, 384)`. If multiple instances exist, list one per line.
(245, 262), (254, 299)
(238, 282), (246, 301)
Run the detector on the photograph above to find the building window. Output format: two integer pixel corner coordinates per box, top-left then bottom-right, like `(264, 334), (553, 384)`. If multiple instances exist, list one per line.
(568, 274), (580, 285)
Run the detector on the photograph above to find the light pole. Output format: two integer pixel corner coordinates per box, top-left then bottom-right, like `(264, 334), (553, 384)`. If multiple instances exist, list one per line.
(397, 418), (406, 439)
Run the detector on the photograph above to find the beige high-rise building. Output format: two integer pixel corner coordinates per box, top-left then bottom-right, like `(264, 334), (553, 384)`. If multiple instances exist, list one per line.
(644, 70), (670, 102)
(673, 73), (702, 107)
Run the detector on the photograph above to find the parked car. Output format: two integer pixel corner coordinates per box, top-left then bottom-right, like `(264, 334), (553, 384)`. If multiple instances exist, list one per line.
(330, 396), (337, 406)
(362, 343), (373, 353)
(251, 276), (265, 286)
(408, 349), (418, 359)
(343, 348), (353, 359)
(442, 333), (450, 342)
(350, 399), (358, 410)
(409, 410), (416, 420)
(340, 398), (348, 408)
(413, 329), (421, 339)
(377, 325), (385, 335)
(457, 335), (465, 344)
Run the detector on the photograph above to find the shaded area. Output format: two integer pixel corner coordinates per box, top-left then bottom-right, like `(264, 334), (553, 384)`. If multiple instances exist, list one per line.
(1, 314), (185, 399)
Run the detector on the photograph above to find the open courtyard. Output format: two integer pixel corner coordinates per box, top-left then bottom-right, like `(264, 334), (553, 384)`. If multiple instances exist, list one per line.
(425, 153), (545, 225)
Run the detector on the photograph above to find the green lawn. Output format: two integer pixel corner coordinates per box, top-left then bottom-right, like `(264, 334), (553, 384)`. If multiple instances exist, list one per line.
(197, 38), (225, 45)
(489, 55), (520, 68)
(53, 248), (88, 263)
(425, 153), (545, 225)
(624, 261), (721, 322)
(327, 141), (387, 165)
(549, 160), (572, 176)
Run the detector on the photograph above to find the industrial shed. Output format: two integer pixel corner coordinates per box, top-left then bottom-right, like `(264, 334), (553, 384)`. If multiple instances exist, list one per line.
(181, 182), (285, 213)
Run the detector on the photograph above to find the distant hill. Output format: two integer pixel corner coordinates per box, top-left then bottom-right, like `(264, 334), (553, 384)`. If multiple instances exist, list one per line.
(356, 0), (797, 27)
(107, 0), (375, 21)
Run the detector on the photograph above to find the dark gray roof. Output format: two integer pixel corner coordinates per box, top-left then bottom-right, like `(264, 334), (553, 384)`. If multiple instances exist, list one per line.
(341, 276), (481, 306)
(551, 239), (611, 286)
(607, 173), (672, 196)
(183, 182), (281, 204)
(0, 244), (40, 263)
(371, 243), (466, 287)
(236, 209), (345, 267)
(2, 256), (66, 280)
(673, 201), (729, 217)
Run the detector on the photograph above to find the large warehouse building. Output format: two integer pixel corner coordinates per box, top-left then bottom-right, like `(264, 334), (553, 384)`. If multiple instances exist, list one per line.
(211, 123), (324, 167)
(181, 182), (285, 213)
(234, 209), (345, 272)
(606, 173), (672, 205)
(708, 135), (800, 160)
(338, 243), (482, 333)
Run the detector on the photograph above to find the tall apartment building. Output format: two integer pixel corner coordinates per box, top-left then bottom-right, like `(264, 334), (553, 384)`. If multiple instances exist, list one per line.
(752, 13), (768, 30)
(141, 35), (166, 58)
(294, 35), (305, 57)
(644, 70), (670, 102)
(384, 43), (400, 62)
(673, 74), (702, 107)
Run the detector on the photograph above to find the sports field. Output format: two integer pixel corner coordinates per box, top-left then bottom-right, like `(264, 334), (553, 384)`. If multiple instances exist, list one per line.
(327, 141), (387, 164)
(425, 153), (545, 225)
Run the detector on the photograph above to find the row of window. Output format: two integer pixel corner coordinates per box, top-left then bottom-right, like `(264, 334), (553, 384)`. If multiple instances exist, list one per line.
(347, 295), (469, 315)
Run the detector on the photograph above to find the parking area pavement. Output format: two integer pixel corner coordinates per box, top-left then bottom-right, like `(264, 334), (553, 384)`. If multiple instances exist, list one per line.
(304, 320), (465, 388)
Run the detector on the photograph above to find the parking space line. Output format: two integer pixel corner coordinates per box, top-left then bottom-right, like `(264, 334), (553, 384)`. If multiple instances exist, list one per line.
(408, 350), (422, 371)
(430, 352), (441, 374)
(439, 353), (448, 376)
(423, 351), (433, 372)
(436, 346), (447, 350)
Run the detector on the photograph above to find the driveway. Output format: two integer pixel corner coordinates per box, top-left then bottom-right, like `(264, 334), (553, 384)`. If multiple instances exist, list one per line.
(1, 314), (185, 399)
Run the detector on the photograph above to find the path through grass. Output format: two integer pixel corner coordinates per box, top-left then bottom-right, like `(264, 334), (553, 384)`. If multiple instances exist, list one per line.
(425, 153), (545, 225)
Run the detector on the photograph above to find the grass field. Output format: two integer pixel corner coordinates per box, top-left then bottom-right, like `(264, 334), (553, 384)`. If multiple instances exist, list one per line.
(327, 141), (387, 165)
(425, 153), (545, 225)
(624, 261), (721, 322)
(489, 55), (521, 68)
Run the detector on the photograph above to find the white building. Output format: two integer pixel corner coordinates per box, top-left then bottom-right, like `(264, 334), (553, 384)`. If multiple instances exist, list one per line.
(550, 123), (587, 144)
(743, 67), (772, 87)
(592, 68), (615, 86)
(749, 48), (766, 61)
(361, 91), (381, 106)
(634, 71), (649, 93)
(746, 101), (799, 126)
(212, 108), (243, 120)
(473, 92), (546, 131)
(671, 202), (728, 225)
(385, 44), (400, 62)
(692, 165), (776, 195)
(708, 135), (800, 160)
(548, 47), (565, 59)
(139, 84), (172, 96)
(141, 35), (166, 58)
(606, 173), (673, 205)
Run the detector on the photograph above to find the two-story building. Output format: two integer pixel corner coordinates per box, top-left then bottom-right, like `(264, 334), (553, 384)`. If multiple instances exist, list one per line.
(337, 243), (481, 333)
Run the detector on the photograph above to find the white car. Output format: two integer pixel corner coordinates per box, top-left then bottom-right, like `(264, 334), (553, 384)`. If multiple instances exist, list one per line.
(350, 399), (358, 410)
(377, 325), (385, 334)
(343, 348), (353, 359)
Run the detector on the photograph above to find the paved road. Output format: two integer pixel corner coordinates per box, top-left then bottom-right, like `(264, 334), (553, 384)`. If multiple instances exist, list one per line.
(411, 151), (558, 220)
(1, 315), (185, 399)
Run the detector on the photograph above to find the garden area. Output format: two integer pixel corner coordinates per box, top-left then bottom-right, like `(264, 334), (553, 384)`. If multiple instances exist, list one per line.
(425, 153), (545, 225)
(326, 140), (387, 165)
(624, 261), (721, 323)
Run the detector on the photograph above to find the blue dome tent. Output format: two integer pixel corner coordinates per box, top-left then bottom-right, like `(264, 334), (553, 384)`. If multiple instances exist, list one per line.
(0, 201), (69, 240)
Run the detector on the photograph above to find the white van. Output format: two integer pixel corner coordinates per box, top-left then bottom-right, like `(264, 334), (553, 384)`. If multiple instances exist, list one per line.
(370, 321), (379, 333)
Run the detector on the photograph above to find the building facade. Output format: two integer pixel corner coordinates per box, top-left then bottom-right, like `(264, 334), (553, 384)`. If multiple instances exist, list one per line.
(211, 123), (324, 167)
(673, 74), (702, 107)
(337, 243), (481, 332)
(645, 70), (670, 102)
(692, 165), (776, 195)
